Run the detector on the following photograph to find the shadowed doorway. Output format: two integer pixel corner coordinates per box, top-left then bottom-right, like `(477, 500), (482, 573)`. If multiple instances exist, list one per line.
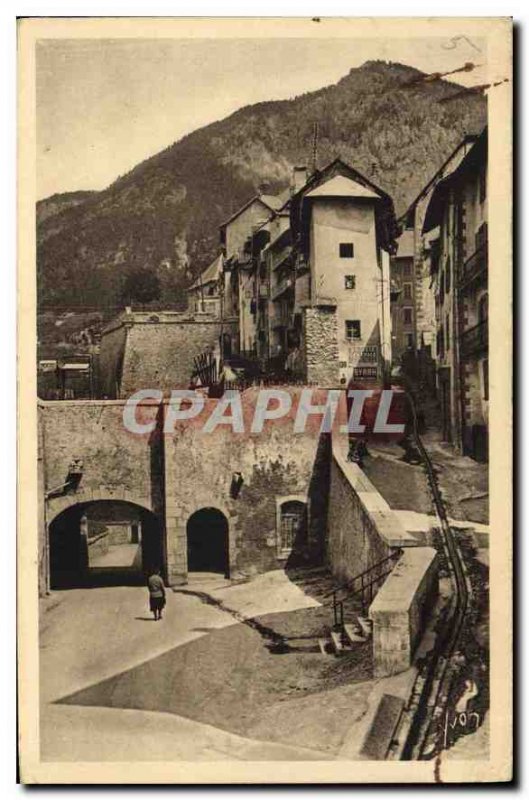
(187, 508), (229, 577)
(49, 500), (164, 589)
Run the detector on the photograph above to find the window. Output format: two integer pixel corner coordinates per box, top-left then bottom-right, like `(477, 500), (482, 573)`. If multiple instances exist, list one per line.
(478, 293), (488, 324)
(437, 327), (445, 359)
(403, 283), (412, 300)
(339, 242), (354, 258)
(403, 308), (413, 326)
(345, 320), (362, 340)
(482, 358), (489, 401)
(344, 275), (356, 290)
(479, 166), (487, 203)
(476, 222), (488, 252)
(278, 499), (307, 556)
(406, 334), (414, 348)
(403, 262), (412, 276)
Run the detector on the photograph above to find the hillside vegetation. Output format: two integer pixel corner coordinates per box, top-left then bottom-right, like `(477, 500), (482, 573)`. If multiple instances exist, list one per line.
(37, 60), (486, 311)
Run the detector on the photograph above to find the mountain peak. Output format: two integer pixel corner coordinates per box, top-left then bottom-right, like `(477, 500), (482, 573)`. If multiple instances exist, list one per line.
(37, 62), (486, 310)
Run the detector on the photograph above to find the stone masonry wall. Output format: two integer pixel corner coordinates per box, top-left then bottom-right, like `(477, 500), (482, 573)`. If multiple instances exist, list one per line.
(99, 314), (238, 398)
(303, 307), (340, 387)
(39, 390), (331, 592)
(369, 547), (438, 677)
(326, 436), (416, 584)
(163, 387), (328, 584)
(327, 455), (390, 582)
(40, 400), (163, 520)
(97, 323), (127, 398)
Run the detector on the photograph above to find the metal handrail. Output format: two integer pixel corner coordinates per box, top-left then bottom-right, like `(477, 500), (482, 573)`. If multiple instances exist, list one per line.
(322, 548), (402, 600)
(325, 549), (403, 637)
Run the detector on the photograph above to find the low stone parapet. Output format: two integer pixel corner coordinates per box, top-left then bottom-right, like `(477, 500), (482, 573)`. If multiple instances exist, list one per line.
(369, 546), (438, 677)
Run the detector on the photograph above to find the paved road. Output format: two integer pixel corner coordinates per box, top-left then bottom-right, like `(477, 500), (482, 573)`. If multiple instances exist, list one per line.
(39, 572), (334, 762)
(89, 543), (140, 569)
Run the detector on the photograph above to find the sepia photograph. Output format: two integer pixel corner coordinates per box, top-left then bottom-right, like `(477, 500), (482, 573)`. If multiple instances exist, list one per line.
(17, 15), (512, 784)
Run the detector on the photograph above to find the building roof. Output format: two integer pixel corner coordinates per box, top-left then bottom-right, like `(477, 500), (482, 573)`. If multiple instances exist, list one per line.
(290, 157), (399, 254)
(187, 253), (223, 292)
(400, 134), (480, 226)
(395, 229), (415, 258)
(219, 193), (284, 230)
(422, 128), (487, 234)
(305, 173), (381, 200)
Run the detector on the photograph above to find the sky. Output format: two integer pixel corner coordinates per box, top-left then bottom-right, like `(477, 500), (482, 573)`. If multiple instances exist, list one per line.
(36, 35), (489, 200)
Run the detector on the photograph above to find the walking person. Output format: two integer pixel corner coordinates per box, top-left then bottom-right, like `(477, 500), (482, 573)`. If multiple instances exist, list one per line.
(147, 568), (166, 621)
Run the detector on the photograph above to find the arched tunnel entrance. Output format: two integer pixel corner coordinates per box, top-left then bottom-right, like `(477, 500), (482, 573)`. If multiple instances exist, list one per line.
(187, 508), (229, 577)
(49, 500), (164, 589)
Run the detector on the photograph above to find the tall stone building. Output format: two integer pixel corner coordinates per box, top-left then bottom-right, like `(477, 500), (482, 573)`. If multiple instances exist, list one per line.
(399, 135), (479, 363)
(218, 159), (398, 387)
(390, 229), (416, 363)
(220, 189), (286, 356)
(422, 128), (488, 461)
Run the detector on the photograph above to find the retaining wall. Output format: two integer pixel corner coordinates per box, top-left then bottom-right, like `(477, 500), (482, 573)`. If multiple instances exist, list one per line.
(327, 436), (417, 583)
(328, 435), (438, 677)
(369, 546), (438, 677)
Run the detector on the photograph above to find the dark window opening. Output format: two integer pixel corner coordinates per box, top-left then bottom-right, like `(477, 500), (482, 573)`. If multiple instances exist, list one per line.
(403, 308), (413, 326)
(437, 328), (445, 359)
(479, 166), (487, 204)
(345, 320), (362, 340)
(476, 222), (488, 252)
(344, 275), (356, 290)
(339, 242), (354, 258)
(403, 283), (412, 300)
(278, 500), (307, 555)
(478, 293), (488, 324)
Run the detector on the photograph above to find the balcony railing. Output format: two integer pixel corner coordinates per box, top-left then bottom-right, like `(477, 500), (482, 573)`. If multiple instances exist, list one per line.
(459, 244), (487, 289)
(461, 320), (488, 358)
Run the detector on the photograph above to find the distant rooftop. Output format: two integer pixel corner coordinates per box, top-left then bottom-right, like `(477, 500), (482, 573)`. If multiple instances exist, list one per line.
(219, 192), (284, 230)
(187, 253), (223, 292)
(395, 229), (415, 258)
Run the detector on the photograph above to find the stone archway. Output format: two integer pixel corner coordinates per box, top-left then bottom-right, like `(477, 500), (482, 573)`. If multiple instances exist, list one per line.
(48, 499), (164, 589)
(186, 508), (229, 577)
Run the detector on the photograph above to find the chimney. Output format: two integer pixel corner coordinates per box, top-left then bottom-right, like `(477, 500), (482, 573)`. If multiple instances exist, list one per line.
(291, 165), (308, 195)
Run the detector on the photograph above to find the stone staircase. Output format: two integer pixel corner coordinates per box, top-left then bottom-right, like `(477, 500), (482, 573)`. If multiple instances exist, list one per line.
(318, 615), (373, 656)
(317, 550), (402, 656)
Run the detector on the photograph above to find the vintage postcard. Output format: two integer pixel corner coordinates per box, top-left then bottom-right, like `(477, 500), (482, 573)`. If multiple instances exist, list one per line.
(18, 16), (512, 783)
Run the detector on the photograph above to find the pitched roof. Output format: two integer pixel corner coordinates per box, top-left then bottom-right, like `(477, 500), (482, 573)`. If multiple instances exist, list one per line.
(187, 253), (223, 292)
(219, 193), (283, 230)
(395, 229), (415, 258)
(422, 128), (487, 234)
(305, 173), (381, 200)
(401, 133), (480, 225)
(290, 157), (399, 254)
(295, 158), (392, 204)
